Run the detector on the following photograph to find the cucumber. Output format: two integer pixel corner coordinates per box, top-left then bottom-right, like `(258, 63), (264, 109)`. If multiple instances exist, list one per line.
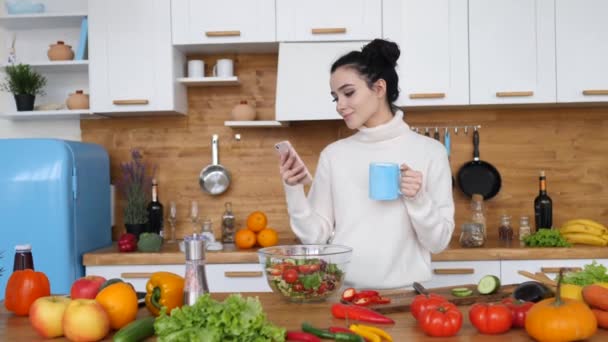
(113, 316), (155, 342)
(452, 288), (473, 297)
(477, 275), (501, 294)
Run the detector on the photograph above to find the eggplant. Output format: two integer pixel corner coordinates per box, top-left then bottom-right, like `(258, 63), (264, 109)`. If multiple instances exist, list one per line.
(513, 281), (553, 303)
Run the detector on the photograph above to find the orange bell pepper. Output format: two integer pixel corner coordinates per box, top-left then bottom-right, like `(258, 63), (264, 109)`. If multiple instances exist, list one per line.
(4, 269), (50, 316)
(145, 271), (184, 316)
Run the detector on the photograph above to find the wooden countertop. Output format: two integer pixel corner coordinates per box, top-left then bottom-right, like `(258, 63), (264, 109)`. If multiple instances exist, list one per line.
(3, 293), (608, 341)
(83, 239), (608, 266)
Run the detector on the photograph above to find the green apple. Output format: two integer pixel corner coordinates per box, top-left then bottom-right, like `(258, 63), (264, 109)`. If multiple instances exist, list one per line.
(62, 299), (110, 342)
(28, 296), (71, 338)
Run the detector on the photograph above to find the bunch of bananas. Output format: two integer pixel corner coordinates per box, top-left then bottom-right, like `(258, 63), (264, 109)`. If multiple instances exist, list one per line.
(558, 219), (608, 246)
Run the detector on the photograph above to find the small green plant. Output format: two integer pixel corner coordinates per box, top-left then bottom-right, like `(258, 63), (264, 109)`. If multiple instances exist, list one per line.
(0, 64), (47, 95)
(119, 150), (156, 225)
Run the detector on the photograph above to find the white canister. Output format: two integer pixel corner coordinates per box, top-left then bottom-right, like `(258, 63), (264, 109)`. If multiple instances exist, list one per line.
(213, 59), (234, 77)
(188, 60), (205, 78)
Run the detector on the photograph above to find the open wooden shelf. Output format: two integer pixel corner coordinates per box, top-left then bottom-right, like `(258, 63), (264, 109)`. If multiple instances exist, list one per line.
(2, 60), (89, 72)
(224, 120), (288, 127)
(0, 109), (99, 120)
(0, 12), (87, 29)
(177, 76), (240, 87)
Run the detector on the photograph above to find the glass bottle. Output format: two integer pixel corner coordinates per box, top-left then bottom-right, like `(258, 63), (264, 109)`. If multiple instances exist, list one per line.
(147, 178), (164, 235)
(183, 235), (209, 306)
(519, 216), (531, 243)
(201, 218), (215, 244)
(459, 223), (485, 248)
(221, 202), (236, 245)
(471, 193), (487, 238)
(534, 170), (553, 230)
(13, 244), (34, 271)
(498, 214), (514, 241)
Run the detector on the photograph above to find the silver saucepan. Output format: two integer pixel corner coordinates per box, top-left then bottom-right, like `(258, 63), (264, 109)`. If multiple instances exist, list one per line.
(199, 134), (231, 195)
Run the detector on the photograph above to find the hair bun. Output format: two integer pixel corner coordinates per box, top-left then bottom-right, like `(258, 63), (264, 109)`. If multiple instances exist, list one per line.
(361, 39), (400, 67)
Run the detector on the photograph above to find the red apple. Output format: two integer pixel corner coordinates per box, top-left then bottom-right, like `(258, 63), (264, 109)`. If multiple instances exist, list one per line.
(29, 296), (71, 338)
(62, 299), (110, 342)
(70, 275), (106, 299)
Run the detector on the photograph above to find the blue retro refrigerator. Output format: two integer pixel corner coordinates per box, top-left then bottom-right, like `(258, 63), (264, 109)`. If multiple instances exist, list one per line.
(0, 139), (112, 300)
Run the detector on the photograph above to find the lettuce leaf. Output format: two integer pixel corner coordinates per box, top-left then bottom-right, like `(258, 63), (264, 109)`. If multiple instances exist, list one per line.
(561, 261), (608, 286)
(154, 294), (285, 342)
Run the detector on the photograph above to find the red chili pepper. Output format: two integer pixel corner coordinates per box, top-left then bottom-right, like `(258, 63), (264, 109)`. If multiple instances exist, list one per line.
(353, 297), (372, 306)
(118, 233), (137, 252)
(356, 290), (380, 298)
(331, 303), (395, 324)
(329, 326), (353, 334)
(286, 331), (321, 342)
(342, 288), (356, 302)
(371, 295), (391, 304)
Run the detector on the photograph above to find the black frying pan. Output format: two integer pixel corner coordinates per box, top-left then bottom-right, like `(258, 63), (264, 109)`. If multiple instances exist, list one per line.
(457, 130), (501, 199)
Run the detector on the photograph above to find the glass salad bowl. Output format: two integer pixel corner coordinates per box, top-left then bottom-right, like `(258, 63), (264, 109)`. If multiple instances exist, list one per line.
(258, 244), (353, 303)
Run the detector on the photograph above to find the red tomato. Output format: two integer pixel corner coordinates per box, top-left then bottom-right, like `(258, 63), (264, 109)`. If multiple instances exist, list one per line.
(298, 265), (313, 274)
(293, 283), (304, 292)
(282, 268), (299, 284)
(410, 293), (448, 321)
(316, 282), (328, 295)
(309, 264), (321, 272)
(501, 298), (534, 328)
(418, 302), (463, 337)
(469, 303), (513, 334)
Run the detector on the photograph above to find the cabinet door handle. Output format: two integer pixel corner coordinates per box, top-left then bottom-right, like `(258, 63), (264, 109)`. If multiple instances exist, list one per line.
(409, 92), (446, 99)
(583, 89), (608, 96)
(495, 91), (534, 97)
(433, 268), (474, 275)
(224, 271), (263, 278)
(113, 99), (149, 105)
(311, 28), (347, 35)
(205, 30), (241, 37)
(540, 267), (582, 274)
(121, 272), (154, 279)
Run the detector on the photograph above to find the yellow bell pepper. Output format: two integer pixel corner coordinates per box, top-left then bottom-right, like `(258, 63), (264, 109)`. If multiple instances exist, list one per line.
(145, 271), (185, 316)
(352, 324), (393, 342)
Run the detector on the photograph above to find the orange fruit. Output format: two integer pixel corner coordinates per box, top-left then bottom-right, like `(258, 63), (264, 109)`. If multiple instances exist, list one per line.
(257, 228), (279, 247)
(235, 229), (257, 249)
(247, 211), (268, 233)
(95, 282), (138, 330)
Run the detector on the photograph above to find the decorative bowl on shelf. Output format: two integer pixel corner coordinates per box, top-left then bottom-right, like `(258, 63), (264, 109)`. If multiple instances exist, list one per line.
(66, 90), (89, 109)
(47, 41), (74, 61)
(258, 244), (352, 303)
(5, 0), (45, 15)
(231, 100), (256, 121)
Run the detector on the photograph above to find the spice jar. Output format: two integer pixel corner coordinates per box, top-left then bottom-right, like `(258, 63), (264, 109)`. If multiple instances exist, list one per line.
(519, 216), (531, 242)
(498, 214), (514, 241)
(459, 223), (485, 247)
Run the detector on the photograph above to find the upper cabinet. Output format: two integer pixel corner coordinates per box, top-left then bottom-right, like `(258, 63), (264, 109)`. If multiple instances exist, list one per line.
(88, 0), (186, 115)
(556, 0), (608, 103)
(383, 0), (469, 107)
(468, 0), (556, 105)
(276, 0), (381, 42)
(171, 0), (276, 45)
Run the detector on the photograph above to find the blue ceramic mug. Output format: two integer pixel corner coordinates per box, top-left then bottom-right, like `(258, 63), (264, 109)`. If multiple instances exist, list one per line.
(369, 162), (401, 200)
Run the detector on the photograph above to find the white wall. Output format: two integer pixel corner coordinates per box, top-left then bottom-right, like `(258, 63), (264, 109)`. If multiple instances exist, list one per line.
(0, 23), (81, 141)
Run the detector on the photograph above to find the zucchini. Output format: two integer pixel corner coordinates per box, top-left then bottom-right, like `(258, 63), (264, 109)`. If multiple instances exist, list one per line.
(477, 275), (501, 294)
(452, 288), (473, 297)
(113, 316), (155, 342)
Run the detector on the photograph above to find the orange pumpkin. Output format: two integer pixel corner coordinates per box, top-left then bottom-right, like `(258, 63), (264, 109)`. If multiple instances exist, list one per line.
(525, 269), (597, 342)
(4, 269), (50, 316)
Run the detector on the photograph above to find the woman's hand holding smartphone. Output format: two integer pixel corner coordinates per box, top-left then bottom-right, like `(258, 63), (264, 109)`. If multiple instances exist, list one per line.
(275, 141), (312, 185)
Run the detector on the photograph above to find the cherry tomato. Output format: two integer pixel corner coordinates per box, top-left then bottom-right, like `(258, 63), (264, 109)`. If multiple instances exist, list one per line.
(283, 268), (299, 284)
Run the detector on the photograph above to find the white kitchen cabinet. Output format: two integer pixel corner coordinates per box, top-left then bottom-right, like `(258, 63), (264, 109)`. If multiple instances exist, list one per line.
(275, 41), (366, 121)
(383, 0), (469, 107)
(276, 0), (381, 42)
(171, 0), (276, 45)
(468, 0), (556, 105)
(423, 261), (501, 288)
(556, 0), (608, 103)
(86, 263), (271, 293)
(88, 0), (186, 115)
(500, 259), (608, 285)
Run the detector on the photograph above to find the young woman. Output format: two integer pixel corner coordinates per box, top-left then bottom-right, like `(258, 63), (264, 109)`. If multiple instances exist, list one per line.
(278, 39), (455, 289)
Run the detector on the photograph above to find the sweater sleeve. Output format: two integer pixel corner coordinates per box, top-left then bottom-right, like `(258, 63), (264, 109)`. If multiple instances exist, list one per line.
(403, 149), (455, 253)
(283, 151), (334, 244)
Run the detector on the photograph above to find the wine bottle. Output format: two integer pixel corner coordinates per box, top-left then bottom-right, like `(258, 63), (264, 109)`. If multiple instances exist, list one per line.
(534, 171), (553, 230)
(147, 178), (164, 235)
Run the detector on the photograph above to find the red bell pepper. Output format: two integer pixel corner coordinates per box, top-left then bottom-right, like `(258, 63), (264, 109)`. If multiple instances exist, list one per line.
(501, 297), (534, 328)
(410, 293), (447, 321)
(286, 331), (321, 342)
(118, 233), (137, 252)
(469, 303), (513, 334)
(331, 303), (395, 324)
(418, 302), (463, 337)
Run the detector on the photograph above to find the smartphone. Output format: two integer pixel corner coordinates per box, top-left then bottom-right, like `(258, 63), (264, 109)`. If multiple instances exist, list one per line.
(274, 141), (312, 184)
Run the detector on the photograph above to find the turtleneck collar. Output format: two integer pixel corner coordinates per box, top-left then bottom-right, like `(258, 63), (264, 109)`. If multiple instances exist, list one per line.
(352, 110), (410, 143)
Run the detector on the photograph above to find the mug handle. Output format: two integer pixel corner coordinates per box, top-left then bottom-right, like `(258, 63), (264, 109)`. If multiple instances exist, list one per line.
(397, 167), (403, 196)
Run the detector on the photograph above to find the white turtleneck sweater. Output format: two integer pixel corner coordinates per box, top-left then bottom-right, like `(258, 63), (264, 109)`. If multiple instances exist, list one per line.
(283, 111), (455, 289)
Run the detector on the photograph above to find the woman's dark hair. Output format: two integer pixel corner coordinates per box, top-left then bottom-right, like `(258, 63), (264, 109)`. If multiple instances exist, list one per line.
(331, 39), (400, 111)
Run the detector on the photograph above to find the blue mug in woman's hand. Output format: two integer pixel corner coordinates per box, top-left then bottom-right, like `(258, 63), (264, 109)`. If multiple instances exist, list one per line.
(369, 162), (401, 200)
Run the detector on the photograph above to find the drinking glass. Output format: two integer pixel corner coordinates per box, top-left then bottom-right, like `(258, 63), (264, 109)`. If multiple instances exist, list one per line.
(167, 201), (177, 243)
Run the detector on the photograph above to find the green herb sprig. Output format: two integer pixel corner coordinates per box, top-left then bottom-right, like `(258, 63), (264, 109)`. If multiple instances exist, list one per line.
(523, 229), (571, 247)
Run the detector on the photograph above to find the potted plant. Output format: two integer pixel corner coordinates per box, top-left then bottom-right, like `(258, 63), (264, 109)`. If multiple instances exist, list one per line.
(0, 64), (47, 111)
(119, 149), (155, 239)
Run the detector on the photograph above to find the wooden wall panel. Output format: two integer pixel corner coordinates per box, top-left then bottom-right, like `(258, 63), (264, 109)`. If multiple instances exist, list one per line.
(82, 53), (608, 244)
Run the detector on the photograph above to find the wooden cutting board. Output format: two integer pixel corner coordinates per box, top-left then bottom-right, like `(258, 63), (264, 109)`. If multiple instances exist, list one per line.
(364, 283), (518, 314)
